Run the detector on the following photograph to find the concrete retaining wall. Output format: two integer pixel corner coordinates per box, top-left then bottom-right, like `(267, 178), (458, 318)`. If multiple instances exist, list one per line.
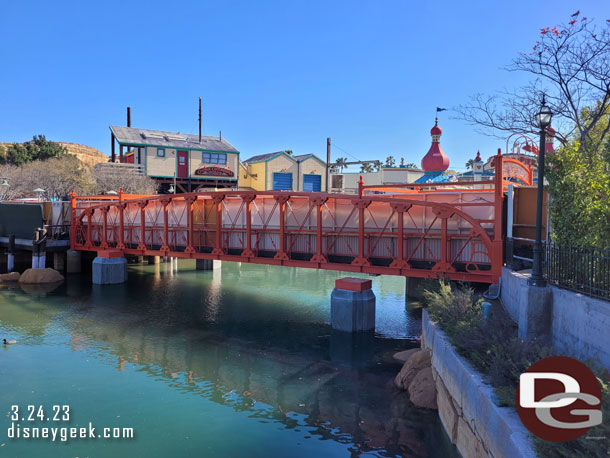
(500, 268), (529, 323)
(422, 309), (535, 458)
(501, 267), (610, 370)
(551, 285), (610, 369)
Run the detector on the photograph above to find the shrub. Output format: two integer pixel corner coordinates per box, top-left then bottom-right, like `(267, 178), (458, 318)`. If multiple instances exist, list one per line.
(422, 281), (610, 457)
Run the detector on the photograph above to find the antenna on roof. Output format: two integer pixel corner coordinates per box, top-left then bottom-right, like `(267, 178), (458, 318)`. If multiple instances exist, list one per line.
(198, 97), (202, 143)
(127, 106), (131, 127)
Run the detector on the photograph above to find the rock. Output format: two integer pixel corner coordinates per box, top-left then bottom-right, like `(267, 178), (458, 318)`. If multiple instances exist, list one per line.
(0, 272), (20, 282)
(18, 268), (64, 284)
(456, 416), (487, 458)
(394, 349), (431, 390)
(393, 348), (420, 363)
(436, 375), (459, 443)
(408, 367), (437, 409)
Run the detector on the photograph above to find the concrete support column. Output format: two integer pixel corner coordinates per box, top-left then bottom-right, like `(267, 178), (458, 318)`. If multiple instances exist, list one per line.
(92, 250), (127, 285)
(331, 277), (376, 332)
(518, 285), (552, 340)
(66, 250), (82, 274)
(53, 252), (66, 272)
(196, 259), (213, 270)
(7, 235), (15, 272)
(405, 276), (424, 299)
(147, 256), (160, 265)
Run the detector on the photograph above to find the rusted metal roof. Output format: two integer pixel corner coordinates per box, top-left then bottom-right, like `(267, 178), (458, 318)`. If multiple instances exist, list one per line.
(110, 126), (239, 153)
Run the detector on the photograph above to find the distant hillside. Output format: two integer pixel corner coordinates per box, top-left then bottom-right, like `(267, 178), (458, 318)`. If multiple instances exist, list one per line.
(0, 141), (109, 167)
(56, 142), (109, 167)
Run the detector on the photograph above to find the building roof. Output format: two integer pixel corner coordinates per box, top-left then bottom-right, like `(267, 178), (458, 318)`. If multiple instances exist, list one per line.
(458, 170), (495, 177)
(243, 151), (326, 164)
(110, 126), (239, 153)
(243, 151), (295, 163)
(414, 171), (453, 184)
(294, 153), (326, 164)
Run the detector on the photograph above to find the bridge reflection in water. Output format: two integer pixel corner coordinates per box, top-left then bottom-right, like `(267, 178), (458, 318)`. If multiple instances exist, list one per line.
(12, 261), (456, 457)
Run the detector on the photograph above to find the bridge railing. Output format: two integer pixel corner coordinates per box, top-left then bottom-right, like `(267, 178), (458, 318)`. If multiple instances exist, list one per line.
(71, 185), (503, 283)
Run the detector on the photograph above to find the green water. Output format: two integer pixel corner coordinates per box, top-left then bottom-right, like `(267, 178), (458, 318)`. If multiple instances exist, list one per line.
(0, 261), (457, 457)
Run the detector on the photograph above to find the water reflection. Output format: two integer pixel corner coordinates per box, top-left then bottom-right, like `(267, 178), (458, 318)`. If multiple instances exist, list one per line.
(0, 261), (455, 457)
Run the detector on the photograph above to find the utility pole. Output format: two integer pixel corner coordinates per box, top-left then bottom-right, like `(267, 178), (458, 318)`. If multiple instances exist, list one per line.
(326, 137), (331, 192)
(199, 97), (202, 143)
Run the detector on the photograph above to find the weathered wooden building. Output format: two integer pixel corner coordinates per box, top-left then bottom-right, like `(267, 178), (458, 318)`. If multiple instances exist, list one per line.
(110, 126), (240, 192)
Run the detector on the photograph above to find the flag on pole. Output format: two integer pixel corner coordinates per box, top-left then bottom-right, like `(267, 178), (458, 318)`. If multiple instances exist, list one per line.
(436, 107), (448, 112)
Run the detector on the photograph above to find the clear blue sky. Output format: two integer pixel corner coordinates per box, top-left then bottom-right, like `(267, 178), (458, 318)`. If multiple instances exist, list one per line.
(0, 1), (606, 171)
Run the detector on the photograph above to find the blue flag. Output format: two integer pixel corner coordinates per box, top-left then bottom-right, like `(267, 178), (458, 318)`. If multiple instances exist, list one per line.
(436, 107), (448, 112)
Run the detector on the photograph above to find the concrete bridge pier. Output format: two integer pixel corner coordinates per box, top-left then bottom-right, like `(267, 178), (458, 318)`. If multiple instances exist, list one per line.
(92, 250), (127, 285)
(66, 250), (82, 274)
(6, 235), (15, 272)
(330, 278), (376, 332)
(53, 252), (66, 272)
(405, 276), (425, 299)
(147, 256), (160, 265)
(196, 259), (213, 271)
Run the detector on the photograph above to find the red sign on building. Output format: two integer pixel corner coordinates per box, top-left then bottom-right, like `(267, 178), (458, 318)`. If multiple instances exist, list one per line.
(194, 166), (234, 177)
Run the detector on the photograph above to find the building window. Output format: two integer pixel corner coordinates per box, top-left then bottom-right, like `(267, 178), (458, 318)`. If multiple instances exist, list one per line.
(157, 148), (165, 157)
(203, 152), (227, 165)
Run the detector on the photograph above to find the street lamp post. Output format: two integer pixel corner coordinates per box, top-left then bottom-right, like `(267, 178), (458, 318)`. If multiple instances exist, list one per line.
(528, 95), (552, 287)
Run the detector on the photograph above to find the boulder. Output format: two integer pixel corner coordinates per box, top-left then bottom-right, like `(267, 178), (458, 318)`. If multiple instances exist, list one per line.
(393, 348), (420, 363)
(394, 349), (431, 390)
(408, 367), (437, 409)
(0, 272), (20, 282)
(18, 268), (64, 284)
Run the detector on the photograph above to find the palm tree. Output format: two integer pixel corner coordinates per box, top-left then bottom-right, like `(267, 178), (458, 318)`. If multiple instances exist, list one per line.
(373, 160), (382, 172)
(360, 162), (374, 173)
(385, 156), (395, 167)
(405, 162), (418, 169)
(334, 157), (348, 173)
(284, 150), (293, 156)
(465, 159), (475, 170)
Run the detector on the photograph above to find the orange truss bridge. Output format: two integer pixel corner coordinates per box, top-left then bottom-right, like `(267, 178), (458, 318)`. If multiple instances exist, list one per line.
(71, 155), (510, 284)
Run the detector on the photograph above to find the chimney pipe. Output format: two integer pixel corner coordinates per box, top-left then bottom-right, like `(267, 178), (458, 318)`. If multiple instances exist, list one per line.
(219, 130), (222, 142)
(127, 107), (131, 127)
(198, 97), (202, 143)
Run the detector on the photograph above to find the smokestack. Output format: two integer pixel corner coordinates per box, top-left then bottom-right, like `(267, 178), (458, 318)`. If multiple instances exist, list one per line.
(198, 97), (202, 143)
(127, 107), (131, 127)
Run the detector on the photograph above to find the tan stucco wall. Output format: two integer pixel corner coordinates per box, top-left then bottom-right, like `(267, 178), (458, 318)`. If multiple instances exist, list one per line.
(189, 151), (239, 180)
(146, 146), (177, 177)
(266, 155), (298, 190)
(298, 157), (326, 191)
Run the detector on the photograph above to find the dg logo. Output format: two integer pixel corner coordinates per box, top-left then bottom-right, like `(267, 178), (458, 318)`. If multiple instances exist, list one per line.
(516, 356), (603, 442)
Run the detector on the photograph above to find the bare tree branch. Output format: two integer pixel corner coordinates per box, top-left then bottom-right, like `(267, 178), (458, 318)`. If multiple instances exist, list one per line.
(454, 15), (610, 154)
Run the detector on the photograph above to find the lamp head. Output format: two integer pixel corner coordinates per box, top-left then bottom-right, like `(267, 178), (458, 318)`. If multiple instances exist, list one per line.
(537, 94), (552, 129)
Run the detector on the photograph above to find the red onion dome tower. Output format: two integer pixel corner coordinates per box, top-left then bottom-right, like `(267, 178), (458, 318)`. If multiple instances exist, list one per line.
(421, 118), (450, 172)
